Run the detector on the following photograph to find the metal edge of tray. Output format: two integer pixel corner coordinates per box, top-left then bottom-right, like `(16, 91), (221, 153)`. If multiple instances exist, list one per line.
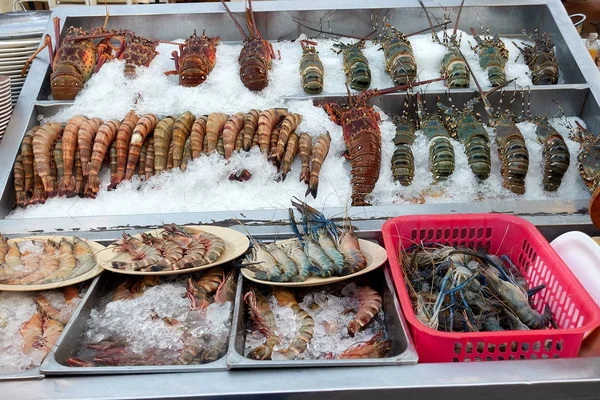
(226, 263), (418, 368)
(0, 0), (597, 222)
(41, 270), (241, 375)
(0, 278), (100, 381)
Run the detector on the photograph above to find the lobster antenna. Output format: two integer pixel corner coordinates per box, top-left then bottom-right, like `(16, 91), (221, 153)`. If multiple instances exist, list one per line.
(220, 0), (250, 41)
(455, 45), (493, 116)
(246, 0), (261, 40)
(418, 0), (439, 42)
(453, 0), (465, 36)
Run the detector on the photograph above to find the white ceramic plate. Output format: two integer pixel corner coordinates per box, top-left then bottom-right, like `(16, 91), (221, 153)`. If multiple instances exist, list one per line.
(0, 236), (106, 292)
(101, 225), (250, 276)
(241, 239), (388, 287)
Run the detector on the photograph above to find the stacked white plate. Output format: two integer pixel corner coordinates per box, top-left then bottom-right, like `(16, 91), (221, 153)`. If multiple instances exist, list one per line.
(0, 12), (50, 106)
(0, 76), (13, 141)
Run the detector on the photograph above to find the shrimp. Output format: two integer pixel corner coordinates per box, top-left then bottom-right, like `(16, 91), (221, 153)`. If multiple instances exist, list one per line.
(137, 140), (148, 179)
(18, 241), (61, 285)
(14, 153), (26, 208)
(317, 228), (345, 275)
(169, 233), (207, 270)
(272, 288), (314, 358)
(86, 119), (121, 197)
(186, 267), (224, 309)
(41, 238), (77, 284)
(180, 136), (192, 172)
(337, 224), (367, 275)
(77, 118), (103, 179)
(0, 242), (23, 276)
(257, 108), (288, 153)
(72, 237), (97, 276)
(74, 149), (84, 197)
(20, 312), (44, 355)
(22, 126), (39, 197)
(110, 141), (118, 182)
(214, 270), (237, 304)
(111, 233), (162, 270)
(42, 317), (64, 351)
(483, 267), (552, 329)
(167, 111), (195, 169)
(307, 132), (330, 198)
(190, 115), (208, 159)
(205, 113), (228, 154)
(338, 333), (391, 359)
(347, 286), (382, 337)
(266, 243), (297, 282)
(153, 116), (175, 175)
(244, 240), (284, 282)
(53, 139), (64, 186)
(304, 238), (335, 278)
(222, 112), (245, 159)
(0, 235), (9, 265)
(198, 231), (226, 265)
(125, 114), (158, 180)
(245, 289), (280, 360)
(35, 294), (70, 325)
(271, 113), (302, 164)
(59, 115), (87, 197)
(281, 132), (298, 180)
(242, 109), (261, 151)
(109, 110), (139, 189)
(298, 132), (312, 184)
(33, 122), (64, 197)
(30, 159), (47, 205)
(144, 137), (155, 179)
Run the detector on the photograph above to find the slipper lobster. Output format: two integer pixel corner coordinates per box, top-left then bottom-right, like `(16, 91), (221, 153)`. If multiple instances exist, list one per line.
(513, 30), (559, 85)
(165, 30), (220, 87)
(220, 0), (275, 92)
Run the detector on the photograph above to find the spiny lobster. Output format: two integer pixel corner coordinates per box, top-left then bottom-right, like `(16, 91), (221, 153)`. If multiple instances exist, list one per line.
(220, 0), (276, 92)
(322, 78), (443, 206)
(165, 30), (220, 87)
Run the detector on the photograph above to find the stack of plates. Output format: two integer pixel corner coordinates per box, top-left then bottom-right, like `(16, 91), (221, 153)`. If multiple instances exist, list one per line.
(0, 12), (50, 106)
(0, 76), (13, 141)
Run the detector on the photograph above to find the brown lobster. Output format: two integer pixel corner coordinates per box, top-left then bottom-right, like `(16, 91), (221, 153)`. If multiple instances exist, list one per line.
(165, 30), (220, 87)
(220, 0), (276, 92)
(322, 78), (443, 206)
(22, 18), (112, 100)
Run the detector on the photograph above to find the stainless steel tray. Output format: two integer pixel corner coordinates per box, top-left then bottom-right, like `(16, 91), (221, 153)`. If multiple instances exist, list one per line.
(0, 367), (44, 382)
(227, 264), (418, 368)
(40, 270), (241, 375)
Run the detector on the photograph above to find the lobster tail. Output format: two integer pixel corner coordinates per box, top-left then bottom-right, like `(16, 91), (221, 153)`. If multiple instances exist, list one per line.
(542, 135), (570, 191)
(495, 119), (529, 194)
(487, 64), (507, 87)
(337, 42), (371, 91)
(464, 133), (491, 180)
(429, 136), (455, 182)
(391, 145), (415, 186)
(299, 45), (324, 95)
(441, 49), (470, 88)
(382, 33), (417, 86)
(535, 119), (569, 192)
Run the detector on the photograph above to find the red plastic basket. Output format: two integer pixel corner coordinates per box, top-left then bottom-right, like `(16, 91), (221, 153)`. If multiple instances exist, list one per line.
(382, 213), (600, 363)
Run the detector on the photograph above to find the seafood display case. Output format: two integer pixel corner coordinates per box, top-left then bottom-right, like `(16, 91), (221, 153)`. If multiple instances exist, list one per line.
(1, 0), (600, 399)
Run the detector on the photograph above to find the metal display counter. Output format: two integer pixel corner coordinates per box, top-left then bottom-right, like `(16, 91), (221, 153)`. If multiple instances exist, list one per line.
(1, 0), (600, 398)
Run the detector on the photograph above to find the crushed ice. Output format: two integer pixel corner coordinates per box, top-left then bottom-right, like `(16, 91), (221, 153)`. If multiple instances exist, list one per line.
(0, 290), (80, 374)
(8, 32), (588, 219)
(244, 283), (387, 360)
(82, 277), (233, 365)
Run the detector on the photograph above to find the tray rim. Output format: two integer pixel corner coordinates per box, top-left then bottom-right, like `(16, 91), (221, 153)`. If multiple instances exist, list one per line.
(0, 235), (105, 292)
